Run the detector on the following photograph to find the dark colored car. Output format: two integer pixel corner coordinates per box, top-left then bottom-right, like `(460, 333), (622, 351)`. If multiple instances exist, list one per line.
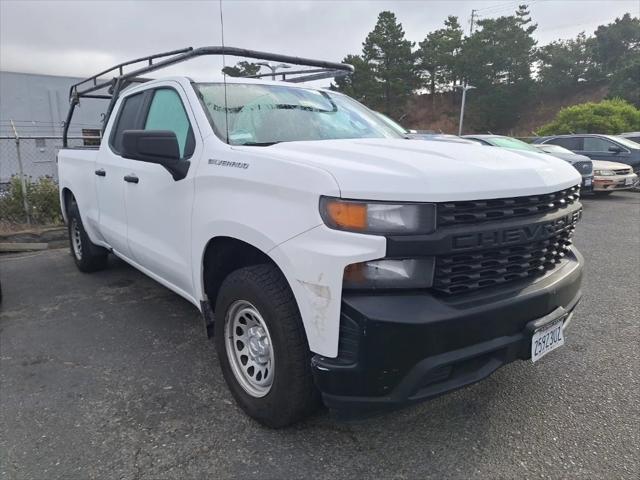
(463, 134), (594, 191)
(533, 134), (640, 173)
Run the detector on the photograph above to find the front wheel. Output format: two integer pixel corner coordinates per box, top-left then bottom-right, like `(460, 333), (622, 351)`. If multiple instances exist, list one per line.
(67, 201), (109, 272)
(214, 264), (320, 428)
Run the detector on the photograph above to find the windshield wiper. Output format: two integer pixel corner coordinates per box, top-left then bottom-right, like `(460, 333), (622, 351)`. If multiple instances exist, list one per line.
(237, 141), (281, 147)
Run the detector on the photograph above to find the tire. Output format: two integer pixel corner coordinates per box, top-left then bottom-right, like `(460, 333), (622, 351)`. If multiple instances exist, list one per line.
(214, 264), (320, 428)
(67, 200), (109, 273)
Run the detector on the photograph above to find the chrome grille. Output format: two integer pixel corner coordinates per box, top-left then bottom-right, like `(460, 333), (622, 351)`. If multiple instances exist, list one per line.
(437, 186), (580, 227)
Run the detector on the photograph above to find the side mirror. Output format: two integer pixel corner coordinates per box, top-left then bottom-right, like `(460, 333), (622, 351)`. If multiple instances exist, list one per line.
(121, 130), (189, 181)
(608, 145), (624, 154)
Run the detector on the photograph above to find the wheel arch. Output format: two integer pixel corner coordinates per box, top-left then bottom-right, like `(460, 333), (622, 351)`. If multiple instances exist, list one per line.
(60, 187), (75, 224)
(201, 236), (285, 312)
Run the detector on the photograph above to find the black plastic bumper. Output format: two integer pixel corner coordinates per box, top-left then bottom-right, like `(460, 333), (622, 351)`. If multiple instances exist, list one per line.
(312, 248), (583, 412)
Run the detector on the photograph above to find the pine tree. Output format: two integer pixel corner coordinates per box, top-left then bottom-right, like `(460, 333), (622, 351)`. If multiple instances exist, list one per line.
(222, 61), (261, 78)
(361, 11), (419, 116)
(418, 16), (464, 96)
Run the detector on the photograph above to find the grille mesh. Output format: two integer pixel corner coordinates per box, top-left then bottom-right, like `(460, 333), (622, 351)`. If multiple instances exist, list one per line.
(572, 160), (593, 175)
(437, 185), (580, 227)
(433, 223), (576, 295)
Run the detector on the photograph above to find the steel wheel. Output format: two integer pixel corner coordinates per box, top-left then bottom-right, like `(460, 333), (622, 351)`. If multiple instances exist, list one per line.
(224, 300), (274, 398)
(71, 218), (83, 260)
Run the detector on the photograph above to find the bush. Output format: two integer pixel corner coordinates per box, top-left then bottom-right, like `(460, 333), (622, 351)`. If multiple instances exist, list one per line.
(0, 176), (62, 226)
(535, 98), (640, 135)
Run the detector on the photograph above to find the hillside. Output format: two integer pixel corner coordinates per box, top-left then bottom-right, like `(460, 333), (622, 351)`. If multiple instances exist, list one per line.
(403, 83), (610, 137)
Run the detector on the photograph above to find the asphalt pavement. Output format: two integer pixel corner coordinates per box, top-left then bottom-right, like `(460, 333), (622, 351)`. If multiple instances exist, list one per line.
(1, 192), (639, 480)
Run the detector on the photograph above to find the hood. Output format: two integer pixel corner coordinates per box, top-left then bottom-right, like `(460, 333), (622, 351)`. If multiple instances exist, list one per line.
(592, 159), (633, 170)
(248, 138), (581, 202)
(542, 152), (592, 163)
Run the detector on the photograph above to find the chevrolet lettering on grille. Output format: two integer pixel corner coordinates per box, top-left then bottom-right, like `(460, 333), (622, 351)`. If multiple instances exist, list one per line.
(451, 209), (581, 251)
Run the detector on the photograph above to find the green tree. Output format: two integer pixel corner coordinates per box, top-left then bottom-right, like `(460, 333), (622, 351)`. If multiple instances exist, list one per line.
(536, 99), (640, 135)
(331, 54), (380, 105)
(417, 16), (464, 95)
(460, 4), (537, 87)
(536, 33), (595, 91)
(608, 57), (640, 107)
(459, 4), (537, 131)
(591, 13), (640, 78)
(361, 11), (420, 115)
(222, 61), (261, 78)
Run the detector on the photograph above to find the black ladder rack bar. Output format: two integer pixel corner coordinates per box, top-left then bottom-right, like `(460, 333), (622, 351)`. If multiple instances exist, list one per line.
(68, 47), (194, 100)
(63, 46), (354, 147)
(285, 70), (350, 83)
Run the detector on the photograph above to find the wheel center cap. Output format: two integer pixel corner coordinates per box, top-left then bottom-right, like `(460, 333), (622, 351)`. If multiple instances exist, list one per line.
(247, 326), (269, 363)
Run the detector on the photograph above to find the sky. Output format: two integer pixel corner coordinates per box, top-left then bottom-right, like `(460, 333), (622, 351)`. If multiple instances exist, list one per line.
(1, 0), (638, 82)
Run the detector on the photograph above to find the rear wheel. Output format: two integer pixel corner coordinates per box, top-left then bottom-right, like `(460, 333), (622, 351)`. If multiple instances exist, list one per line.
(67, 200), (109, 272)
(214, 264), (320, 428)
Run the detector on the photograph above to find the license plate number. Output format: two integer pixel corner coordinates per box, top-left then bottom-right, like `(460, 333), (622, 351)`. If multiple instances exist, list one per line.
(531, 319), (564, 362)
(625, 177), (633, 185)
(585, 178), (592, 186)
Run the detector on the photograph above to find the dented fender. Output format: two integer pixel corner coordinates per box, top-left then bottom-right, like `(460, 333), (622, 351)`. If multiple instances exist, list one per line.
(268, 225), (386, 358)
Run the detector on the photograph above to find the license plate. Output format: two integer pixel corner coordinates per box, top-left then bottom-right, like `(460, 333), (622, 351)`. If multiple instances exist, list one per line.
(625, 177), (633, 185)
(531, 319), (565, 362)
(585, 178), (592, 186)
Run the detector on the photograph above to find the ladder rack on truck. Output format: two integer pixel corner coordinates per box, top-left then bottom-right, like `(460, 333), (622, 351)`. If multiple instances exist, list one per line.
(63, 46), (354, 147)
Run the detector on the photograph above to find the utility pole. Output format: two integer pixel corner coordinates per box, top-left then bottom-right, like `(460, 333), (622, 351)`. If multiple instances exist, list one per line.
(455, 84), (476, 136)
(469, 9), (477, 35)
(455, 9), (478, 137)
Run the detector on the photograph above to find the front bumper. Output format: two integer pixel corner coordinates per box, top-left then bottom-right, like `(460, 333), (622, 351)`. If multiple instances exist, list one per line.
(593, 173), (638, 191)
(581, 174), (594, 193)
(312, 247), (583, 412)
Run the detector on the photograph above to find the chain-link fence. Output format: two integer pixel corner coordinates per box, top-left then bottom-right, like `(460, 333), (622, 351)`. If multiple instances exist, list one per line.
(0, 122), (100, 232)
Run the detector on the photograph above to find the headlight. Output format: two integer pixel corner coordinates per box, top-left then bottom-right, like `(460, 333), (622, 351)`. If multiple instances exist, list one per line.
(594, 169), (615, 176)
(319, 197), (436, 235)
(343, 258), (435, 290)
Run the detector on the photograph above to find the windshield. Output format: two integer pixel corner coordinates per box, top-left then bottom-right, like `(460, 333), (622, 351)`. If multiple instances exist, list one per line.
(375, 112), (408, 135)
(536, 144), (574, 154)
(194, 83), (402, 145)
(489, 136), (539, 151)
(611, 135), (640, 149)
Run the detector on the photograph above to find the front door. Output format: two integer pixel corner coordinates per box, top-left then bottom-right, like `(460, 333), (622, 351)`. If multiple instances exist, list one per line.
(123, 85), (199, 295)
(579, 136), (632, 163)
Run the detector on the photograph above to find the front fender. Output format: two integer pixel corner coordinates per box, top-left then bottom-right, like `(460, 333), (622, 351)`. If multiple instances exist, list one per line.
(270, 225), (386, 358)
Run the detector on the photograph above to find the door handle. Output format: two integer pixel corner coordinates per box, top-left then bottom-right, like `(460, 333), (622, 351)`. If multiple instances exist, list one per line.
(95, 169), (106, 177)
(123, 175), (139, 184)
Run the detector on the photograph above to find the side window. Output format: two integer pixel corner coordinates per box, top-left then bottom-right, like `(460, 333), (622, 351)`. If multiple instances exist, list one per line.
(546, 137), (582, 151)
(144, 89), (195, 159)
(110, 92), (145, 153)
(583, 137), (616, 152)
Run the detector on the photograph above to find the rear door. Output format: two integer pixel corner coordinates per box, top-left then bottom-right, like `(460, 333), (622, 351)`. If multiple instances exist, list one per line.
(95, 91), (146, 257)
(123, 84), (199, 295)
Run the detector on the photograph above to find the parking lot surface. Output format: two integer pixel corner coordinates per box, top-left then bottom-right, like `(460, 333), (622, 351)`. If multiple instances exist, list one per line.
(1, 192), (639, 480)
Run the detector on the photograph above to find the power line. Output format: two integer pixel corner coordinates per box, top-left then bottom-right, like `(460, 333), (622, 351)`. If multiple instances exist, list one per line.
(475, 1), (522, 14)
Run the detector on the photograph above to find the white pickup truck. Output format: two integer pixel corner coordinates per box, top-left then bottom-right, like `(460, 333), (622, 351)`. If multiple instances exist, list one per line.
(58, 48), (584, 427)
